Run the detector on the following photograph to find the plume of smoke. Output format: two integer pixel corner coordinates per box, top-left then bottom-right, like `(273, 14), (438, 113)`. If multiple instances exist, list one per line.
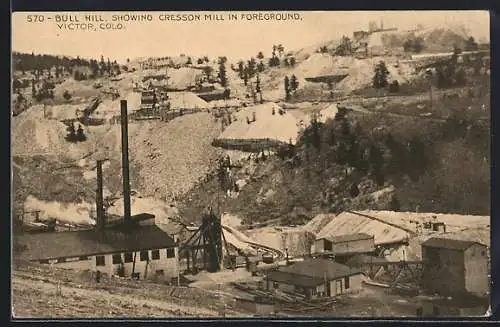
(23, 195), (96, 225)
(106, 196), (177, 224)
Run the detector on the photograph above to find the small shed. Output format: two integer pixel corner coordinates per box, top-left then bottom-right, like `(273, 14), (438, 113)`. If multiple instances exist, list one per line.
(265, 259), (362, 299)
(314, 233), (375, 255)
(421, 237), (489, 297)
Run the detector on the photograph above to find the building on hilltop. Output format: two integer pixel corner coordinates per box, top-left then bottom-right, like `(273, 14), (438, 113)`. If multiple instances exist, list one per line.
(15, 223), (179, 283)
(264, 258), (363, 300)
(421, 237), (489, 297)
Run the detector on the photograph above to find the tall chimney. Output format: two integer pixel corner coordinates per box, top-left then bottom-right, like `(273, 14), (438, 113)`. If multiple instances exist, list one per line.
(120, 100), (131, 222)
(96, 159), (104, 230)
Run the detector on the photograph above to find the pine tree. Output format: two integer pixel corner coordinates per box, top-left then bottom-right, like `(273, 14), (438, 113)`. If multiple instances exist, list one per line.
(255, 75), (261, 94)
(237, 61), (245, 79)
(284, 76), (291, 100)
(255, 75), (263, 103)
(349, 183), (360, 198)
(373, 61), (390, 89)
(218, 58), (227, 87)
(63, 90), (72, 101)
(408, 137), (427, 180)
(243, 67), (249, 86)
(106, 58), (112, 74)
(257, 61), (265, 73)
(290, 75), (299, 92)
(31, 79), (36, 96)
(390, 194), (401, 211)
(247, 58), (257, 78)
(369, 145), (384, 175)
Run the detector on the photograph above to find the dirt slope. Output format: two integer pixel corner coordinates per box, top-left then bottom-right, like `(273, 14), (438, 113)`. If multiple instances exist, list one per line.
(12, 262), (245, 318)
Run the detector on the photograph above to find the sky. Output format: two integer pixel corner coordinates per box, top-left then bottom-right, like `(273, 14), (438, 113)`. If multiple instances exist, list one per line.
(12, 11), (490, 64)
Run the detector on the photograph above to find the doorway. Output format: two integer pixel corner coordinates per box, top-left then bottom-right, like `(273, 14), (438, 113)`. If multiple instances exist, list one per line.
(335, 279), (343, 295)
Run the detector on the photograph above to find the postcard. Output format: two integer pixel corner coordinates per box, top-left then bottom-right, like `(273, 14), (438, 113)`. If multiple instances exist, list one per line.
(11, 10), (491, 319)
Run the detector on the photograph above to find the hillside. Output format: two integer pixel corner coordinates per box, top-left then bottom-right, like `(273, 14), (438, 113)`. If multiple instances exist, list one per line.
(180, 83), (490, 225)
(13, 25), (489, 223)
(12, 109), (224, 214)
(12, 261), (245, 318)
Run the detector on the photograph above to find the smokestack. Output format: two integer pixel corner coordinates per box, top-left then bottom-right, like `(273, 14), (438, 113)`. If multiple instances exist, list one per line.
(121, 100), (131, 222)
(96, 159), (104, 230)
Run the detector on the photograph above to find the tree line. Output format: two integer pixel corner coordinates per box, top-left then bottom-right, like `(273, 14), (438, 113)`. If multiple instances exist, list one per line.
(13, 51), (125, 81)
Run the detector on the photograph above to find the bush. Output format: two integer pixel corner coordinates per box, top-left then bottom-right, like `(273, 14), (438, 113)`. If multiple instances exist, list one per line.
(389, 80), (400, 93)
(63, 90), (72, 101)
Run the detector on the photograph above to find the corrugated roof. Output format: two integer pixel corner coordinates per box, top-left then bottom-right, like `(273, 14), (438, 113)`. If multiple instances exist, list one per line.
(320, 233), (373, 244)
(15, 225), (176, 261)
(421, 237), (485, 251)
(315, 212), (410, 245)
(265, 270), (325, 288)
(314, 211), (489, 247)
(279, 259), (361, 280)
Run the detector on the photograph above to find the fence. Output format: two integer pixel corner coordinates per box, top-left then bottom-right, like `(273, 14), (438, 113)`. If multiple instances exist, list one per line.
(212, 138), (287, 153)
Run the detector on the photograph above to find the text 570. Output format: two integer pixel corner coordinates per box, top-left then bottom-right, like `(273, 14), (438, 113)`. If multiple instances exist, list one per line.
(26, 15), (46, 22)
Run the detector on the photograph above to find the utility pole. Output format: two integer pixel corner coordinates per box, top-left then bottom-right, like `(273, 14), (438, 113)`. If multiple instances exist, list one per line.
(96, 159), (104, 230)
(429, 82), (433, 111)
(175, 234), (180, 287)
(426, 69), (433, 111)
(120, 100), (131, 223)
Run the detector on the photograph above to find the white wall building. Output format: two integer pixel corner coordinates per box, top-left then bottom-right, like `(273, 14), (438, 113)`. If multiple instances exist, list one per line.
(16, 224), (179, 282)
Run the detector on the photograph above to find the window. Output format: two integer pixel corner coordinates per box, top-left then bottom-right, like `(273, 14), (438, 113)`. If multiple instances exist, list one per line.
(156, 270), (164, 275)
(124, 252), (133, 263)
(151, 249), (160, 260)
(344, 276), (350, 289)
(57, 258), (67, 263)
(79, 256), (89, 261)
(166, 248), (175, 258)
(140, 250), (149, 261)
(324, 240), (332, 251)
(96, 255), (105, 266)
(311, 288), (317, 296)
(112, 254), (122, 264)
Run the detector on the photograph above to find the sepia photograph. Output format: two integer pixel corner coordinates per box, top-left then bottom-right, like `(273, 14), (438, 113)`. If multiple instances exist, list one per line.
(11, 10), (491, 319)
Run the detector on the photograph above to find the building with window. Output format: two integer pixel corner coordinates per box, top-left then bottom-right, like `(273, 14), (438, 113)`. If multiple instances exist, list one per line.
(313, 233), (375, 256)
(15, 224), (179, 282)
(421, 237), (489, 297)
(264, 259), (363, 300)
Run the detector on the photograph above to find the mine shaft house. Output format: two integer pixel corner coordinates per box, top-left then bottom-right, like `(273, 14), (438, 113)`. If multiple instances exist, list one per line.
(421, 237), (489, 297)
(313, 233), (375, 256)
(264, 258), (363, 300)
(16, 224), (179, 282)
